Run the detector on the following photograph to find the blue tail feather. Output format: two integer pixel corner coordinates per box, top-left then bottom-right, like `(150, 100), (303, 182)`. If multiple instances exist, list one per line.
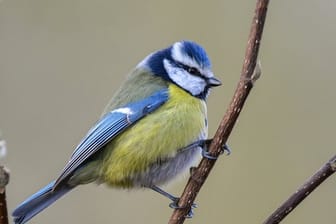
(12, 181), (73, 224)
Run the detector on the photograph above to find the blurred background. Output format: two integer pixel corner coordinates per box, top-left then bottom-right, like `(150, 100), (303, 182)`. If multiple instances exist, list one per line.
(1, 0), (336, 223)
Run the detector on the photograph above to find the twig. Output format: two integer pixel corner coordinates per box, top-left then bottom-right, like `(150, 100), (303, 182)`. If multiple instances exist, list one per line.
(168, 0), (269, 223)
(0, 166), (9, 224)
(263, 154), (336, 224)
(0, 134), (9, 224)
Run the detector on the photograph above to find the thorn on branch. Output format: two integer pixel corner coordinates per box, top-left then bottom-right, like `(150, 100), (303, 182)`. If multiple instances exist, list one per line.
(252, 60), (262, 83)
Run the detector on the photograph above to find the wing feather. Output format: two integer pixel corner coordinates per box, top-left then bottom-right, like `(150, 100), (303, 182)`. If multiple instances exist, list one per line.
(53, 89), (169, 188)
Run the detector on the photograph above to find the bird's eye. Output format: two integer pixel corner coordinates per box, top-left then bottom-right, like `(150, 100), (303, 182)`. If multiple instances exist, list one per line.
(187, 67), (201, 76)
(176, 62), (202, 77)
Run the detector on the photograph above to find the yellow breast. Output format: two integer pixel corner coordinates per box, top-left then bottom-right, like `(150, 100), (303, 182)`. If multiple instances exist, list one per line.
(101, 84), (207, 187)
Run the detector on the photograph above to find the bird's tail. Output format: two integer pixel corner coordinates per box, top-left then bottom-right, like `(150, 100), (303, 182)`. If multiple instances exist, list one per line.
(12, 181), (74, 224)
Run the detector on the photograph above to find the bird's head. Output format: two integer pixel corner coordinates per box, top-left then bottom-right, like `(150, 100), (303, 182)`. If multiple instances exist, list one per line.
(137, 41), (221, 100)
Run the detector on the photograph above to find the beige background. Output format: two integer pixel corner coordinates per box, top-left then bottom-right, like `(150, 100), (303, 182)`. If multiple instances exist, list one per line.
(1, 0), (336, 223)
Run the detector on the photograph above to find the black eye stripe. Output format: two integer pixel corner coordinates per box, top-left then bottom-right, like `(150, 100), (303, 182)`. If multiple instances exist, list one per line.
(187, 67), (201, 76)
(175, 62), (202, 77)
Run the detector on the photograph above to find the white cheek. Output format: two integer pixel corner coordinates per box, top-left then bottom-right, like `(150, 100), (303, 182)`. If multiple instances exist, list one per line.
(163, 59), (206, 96)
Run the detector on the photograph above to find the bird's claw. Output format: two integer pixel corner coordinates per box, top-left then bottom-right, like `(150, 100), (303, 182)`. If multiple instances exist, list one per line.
(201, 139), (232, 160)
(169, 198), (197, 218)
(222, 144), (231, 155)
(202, 148), (218, 160)
(150, 185), (197, 218)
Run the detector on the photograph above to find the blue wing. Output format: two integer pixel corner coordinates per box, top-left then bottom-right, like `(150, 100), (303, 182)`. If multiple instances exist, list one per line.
(53, 89), (169, 188)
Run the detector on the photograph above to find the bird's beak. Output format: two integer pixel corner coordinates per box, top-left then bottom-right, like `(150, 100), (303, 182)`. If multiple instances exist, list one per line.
(207, 77), (222, 87)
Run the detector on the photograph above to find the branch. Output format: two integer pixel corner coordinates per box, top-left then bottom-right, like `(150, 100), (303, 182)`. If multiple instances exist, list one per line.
(168, 0), (269, 223)
(0, 135), (9, 224)
(0, 166), (9, 224)
(263, 154), (336, 224)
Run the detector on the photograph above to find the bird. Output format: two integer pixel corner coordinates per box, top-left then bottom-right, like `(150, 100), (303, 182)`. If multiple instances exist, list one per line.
(12, 40), (222, 223)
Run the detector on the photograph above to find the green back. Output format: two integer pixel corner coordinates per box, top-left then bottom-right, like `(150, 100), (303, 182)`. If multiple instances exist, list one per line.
(103, 68), (168, 114)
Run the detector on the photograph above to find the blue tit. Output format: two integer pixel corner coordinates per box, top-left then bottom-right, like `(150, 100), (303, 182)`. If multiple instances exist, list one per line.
(12, 40), (222, 223)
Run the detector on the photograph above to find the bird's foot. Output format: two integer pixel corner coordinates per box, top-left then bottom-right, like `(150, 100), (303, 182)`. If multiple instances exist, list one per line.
(169, 197), (197, 218)
(150, 185), (196, 218)
(200, 139), (231, 160)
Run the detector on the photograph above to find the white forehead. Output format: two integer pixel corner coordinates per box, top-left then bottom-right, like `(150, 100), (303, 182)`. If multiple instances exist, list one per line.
(171, 42), (200, 69)
(171, 42), (214, 78)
